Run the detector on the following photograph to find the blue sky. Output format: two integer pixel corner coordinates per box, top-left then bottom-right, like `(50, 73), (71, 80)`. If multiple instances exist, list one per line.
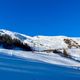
(0, 0), (80, 36)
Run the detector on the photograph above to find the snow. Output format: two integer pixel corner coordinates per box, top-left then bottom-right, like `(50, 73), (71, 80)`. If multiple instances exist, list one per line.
(67, 48), (80, 61)
(0, 29), (17, 39)
(1, 29), (80, 68)
(30, 36), (68, 51)
(0, 29), (69, 51)
(1, 29), (80, 51)
(0, 48), (80, 68)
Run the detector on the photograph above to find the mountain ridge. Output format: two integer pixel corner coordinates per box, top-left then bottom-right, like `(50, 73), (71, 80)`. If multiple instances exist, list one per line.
(0, 29), (80, 62)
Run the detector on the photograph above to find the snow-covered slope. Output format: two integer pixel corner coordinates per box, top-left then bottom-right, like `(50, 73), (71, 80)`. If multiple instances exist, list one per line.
(1, 29), (80, 67)
(1, 29), (80, 50)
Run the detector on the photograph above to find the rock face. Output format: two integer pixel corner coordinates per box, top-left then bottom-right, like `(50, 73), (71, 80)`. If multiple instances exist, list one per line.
(64, 38), (80, 48)
(0, 34), (32, 51)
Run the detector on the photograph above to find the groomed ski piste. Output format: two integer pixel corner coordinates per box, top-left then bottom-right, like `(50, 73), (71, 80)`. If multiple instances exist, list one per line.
(0, 29), (80, 69)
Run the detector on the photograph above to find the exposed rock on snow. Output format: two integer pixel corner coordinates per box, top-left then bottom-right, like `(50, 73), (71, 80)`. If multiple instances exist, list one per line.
(0, 33), (32, 51)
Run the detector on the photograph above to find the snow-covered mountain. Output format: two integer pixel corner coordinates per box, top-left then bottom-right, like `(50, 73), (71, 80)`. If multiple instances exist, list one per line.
(1, 29), (80, 51)
(1, 29), (80, 67)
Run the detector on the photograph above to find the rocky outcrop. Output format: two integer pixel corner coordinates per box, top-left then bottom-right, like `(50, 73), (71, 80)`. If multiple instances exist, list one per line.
(0, 34), (32, 51)
(42, 48), (69, 57)
(64, 38), (80, 48)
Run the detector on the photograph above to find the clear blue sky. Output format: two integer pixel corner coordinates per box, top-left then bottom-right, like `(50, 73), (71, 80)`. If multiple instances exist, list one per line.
(0, 0), (80, 36)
